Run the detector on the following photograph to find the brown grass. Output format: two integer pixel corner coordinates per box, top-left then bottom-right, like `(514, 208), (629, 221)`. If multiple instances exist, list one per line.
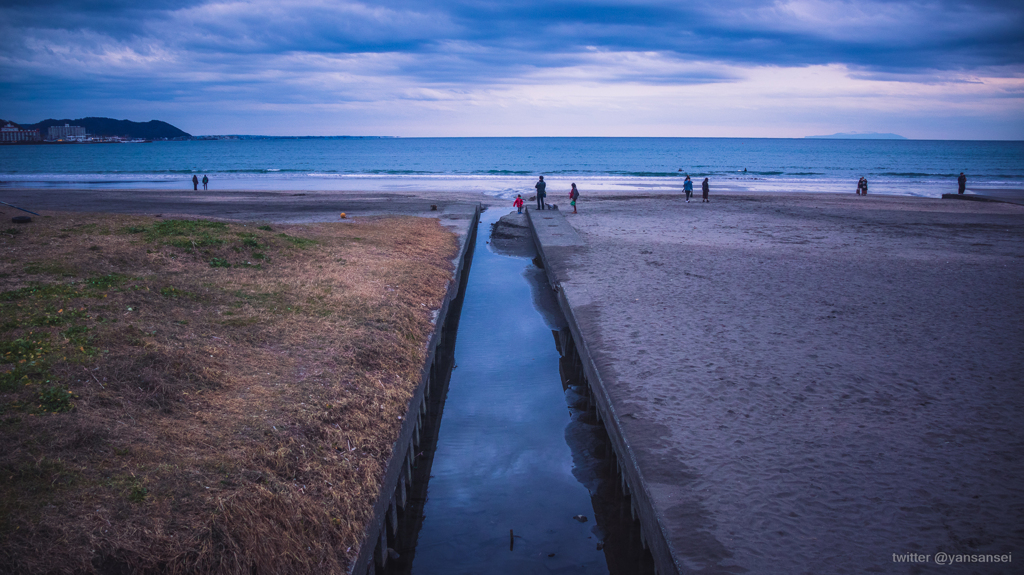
(0, 212), (458, 574)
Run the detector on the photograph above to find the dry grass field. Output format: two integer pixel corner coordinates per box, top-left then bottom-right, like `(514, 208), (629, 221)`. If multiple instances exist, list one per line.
(0, 212), (458, 574)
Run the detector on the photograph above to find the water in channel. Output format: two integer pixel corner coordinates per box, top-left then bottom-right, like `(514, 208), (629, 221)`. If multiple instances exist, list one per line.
(397, 209), (612, 574)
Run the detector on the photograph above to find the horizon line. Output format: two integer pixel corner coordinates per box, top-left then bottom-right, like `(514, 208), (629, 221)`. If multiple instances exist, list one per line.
(188, 135), (1024, 142)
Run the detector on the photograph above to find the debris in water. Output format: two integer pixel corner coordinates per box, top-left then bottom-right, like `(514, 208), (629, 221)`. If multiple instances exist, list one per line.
(572, 515), (588, 523)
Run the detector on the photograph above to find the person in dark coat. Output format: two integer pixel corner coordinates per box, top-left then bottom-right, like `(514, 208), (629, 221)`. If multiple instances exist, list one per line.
(535, 176), (547, 210)
(192, 175), (199, 191)
(958, 172), (966, 194)
(202, 175), (209, 190)
(701, 178), (709, 202)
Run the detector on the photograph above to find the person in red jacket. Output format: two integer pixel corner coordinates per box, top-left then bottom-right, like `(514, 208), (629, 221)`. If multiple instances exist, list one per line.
(513, 194), (524, 214)
(569, 183), (579, 213)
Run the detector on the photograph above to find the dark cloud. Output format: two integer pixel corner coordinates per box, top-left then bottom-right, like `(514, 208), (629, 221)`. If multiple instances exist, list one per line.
(0, 0), (1021, 118)
(3, 0), (1021, 70)
(428, 0), (1024, 71)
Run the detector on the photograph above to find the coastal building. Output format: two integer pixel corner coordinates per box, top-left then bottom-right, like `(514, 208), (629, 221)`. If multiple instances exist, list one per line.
(1, 123), (41, 143)
(47, 124), (86, 141)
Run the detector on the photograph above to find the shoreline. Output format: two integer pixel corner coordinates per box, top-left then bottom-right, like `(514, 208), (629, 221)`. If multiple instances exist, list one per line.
(4, 177), (1021, 201)
(4, 188), (1024, 225)
(4, 137), (1020, 202)
(0, 188), (503, 224)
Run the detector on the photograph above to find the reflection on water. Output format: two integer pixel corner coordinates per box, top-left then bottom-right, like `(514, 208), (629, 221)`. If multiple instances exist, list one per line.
(556, 328), (656, 575)
(382, 209), (652, 575)
(405, 209), (604, 574)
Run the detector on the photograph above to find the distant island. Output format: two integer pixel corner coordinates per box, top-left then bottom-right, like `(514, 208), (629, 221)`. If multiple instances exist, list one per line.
(805, 132), (907, 140)
(2, 117), (191, 141)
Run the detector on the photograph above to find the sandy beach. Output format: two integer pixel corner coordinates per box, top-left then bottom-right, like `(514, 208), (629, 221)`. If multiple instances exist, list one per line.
(0, 187), (503, 224)
(534, 192), (1023, 573)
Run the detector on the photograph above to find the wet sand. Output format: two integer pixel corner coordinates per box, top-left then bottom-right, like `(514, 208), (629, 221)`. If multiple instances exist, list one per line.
(0, 187), (503, 224)
(531, 193), (1024, 574)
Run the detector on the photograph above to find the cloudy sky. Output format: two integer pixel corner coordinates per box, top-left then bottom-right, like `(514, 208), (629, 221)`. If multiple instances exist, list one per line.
(1, 0), (1022, 138)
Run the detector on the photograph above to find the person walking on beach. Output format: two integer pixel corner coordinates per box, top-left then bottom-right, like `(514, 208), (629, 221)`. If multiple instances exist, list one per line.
(535, 176), (547, 210)
(192, 175), (199, 191)
(958, 172), (967, 194)
(202, 175), (209, 190)
(569, 183), (580, 214)
(701, 177), (709, 202)
(683, 176), (693, 202)
(513, 194), (524, 214)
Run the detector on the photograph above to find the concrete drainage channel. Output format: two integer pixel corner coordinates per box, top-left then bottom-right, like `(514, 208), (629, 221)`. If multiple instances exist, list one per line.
(347, 205), (479, 575)
(527, 207), (674, 575)
(352, 207), (656, 575)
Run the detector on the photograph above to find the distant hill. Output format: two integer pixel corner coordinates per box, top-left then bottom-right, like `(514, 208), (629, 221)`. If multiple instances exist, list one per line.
(20, 117), (191, 139)
(805, 132), (907, 140)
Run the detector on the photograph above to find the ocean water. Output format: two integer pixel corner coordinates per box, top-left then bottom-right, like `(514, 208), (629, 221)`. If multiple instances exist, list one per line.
(1, 137), (1021, 200)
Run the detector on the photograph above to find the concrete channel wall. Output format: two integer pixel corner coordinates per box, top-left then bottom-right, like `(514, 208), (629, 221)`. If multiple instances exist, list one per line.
(350, 204), (480, 575)
(526, 207), (681, 575)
